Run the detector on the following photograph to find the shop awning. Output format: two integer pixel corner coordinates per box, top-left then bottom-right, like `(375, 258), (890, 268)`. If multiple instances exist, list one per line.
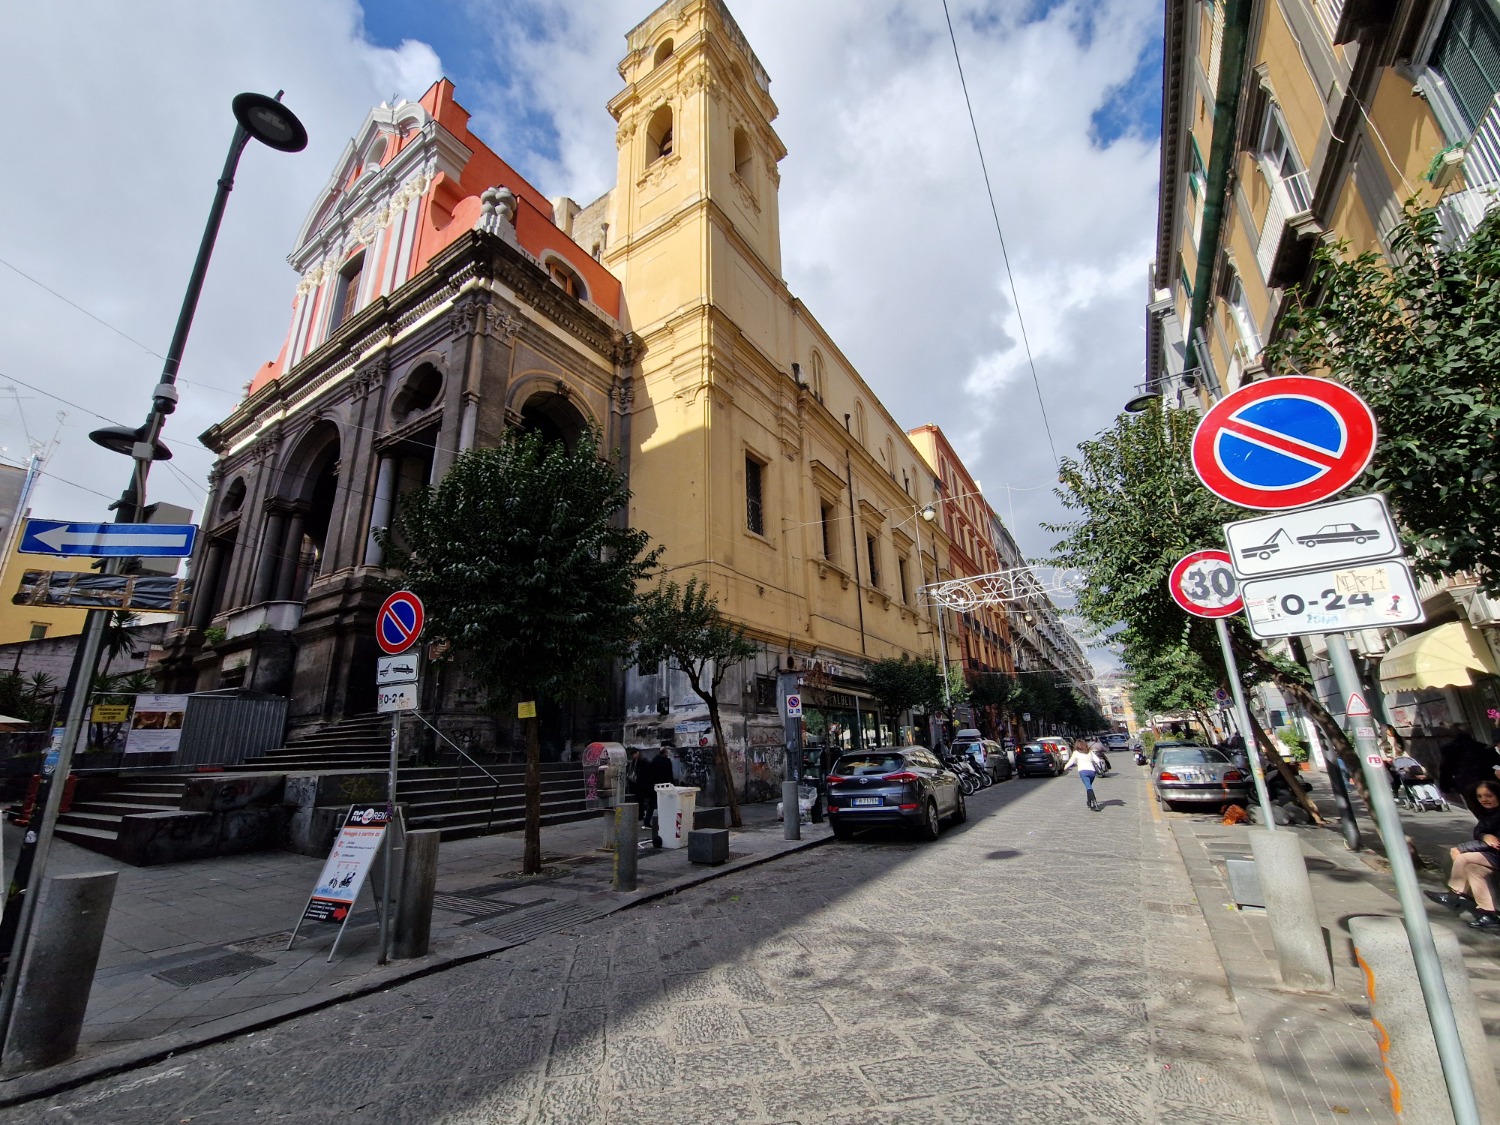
(1379, 621), (1500, 692)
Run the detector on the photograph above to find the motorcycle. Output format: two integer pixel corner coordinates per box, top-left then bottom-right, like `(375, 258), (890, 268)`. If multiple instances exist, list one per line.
(1134, 749), (1148, 766)
(941, 750), (982, 796)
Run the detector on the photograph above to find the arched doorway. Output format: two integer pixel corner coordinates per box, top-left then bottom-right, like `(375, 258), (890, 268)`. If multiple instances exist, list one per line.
(517, 389), (590, 451)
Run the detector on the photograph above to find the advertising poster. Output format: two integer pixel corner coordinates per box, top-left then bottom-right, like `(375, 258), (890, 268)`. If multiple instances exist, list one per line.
(302, 807), (389, 924)
(123, 694), (189, 754)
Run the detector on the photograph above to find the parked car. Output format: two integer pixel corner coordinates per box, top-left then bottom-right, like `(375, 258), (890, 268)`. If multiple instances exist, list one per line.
(1015, 742), (1060, 777)
(1036, 736), (1070, 768)
(1151, 743), (1251, 811)
(825, 747), (963, 841)
(952, 729), (1013, 781)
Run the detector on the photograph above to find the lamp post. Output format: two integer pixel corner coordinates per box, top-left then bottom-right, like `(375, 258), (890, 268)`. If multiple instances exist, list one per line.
(0, 93), (307, 1055)
(918, 504), (953, 717)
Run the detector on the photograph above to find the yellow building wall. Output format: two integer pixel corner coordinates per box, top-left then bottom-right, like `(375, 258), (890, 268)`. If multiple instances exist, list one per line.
(0, 540), (88, 644)
(605, 0), (940, 669)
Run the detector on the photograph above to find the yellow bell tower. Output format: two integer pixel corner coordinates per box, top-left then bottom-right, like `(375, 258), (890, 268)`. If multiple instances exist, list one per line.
(605, 0), (786, 335)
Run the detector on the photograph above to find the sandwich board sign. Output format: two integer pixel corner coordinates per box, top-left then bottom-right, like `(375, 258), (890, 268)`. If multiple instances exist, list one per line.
(287, 806), (391, 961)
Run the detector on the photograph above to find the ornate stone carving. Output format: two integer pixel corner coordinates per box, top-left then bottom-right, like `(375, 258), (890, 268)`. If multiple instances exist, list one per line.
(475, 186), (517, 235)
(611, 376), (636, 414)
(615, 119), (637, 147)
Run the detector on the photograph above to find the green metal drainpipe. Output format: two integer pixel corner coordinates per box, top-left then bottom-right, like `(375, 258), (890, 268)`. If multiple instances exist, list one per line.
(1185, 0), (1252, 372)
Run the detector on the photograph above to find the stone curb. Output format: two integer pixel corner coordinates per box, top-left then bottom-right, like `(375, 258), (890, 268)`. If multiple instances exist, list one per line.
(0, 829), (834, 1108)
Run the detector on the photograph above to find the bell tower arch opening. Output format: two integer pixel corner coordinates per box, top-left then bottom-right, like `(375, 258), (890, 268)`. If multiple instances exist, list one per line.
(518, 389), (591, 453)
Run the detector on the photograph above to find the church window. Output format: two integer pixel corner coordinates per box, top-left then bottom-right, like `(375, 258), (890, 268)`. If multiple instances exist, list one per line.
(809, 351), (825, 403)
(733, 127), (752, 179)
(745, 454), (765, 535)
(547, 258), (587, 301)
(654, 39), (674, 68)
(331, 253), (364, 331)
(647, 104), (674, 163)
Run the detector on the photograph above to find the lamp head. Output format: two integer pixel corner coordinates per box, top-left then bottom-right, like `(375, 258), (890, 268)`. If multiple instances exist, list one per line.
(1123, 391), (1159, 413)
(920, 504), (937, 522)
(232, 92), (308, 153)
(89, 424), (173, 461)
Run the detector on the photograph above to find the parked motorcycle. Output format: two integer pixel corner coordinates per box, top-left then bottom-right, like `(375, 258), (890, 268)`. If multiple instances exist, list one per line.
(1134, 749), (1148, 766)
(941, 750), (982, 796)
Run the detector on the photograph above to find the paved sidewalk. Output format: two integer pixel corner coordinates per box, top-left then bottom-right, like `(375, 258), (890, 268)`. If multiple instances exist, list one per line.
(1156, 768), (1500, 1124)
(0, 800), (830, 1105)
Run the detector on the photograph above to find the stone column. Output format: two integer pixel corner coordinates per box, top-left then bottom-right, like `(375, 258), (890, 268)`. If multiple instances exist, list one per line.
(251, 506), (287, 604)
(189, 538), (229, 628)
(458, 394), (479, 452)
(273, 507), (307, 602)
(364, 455), (397, 566)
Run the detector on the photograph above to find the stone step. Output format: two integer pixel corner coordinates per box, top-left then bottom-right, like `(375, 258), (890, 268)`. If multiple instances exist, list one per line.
(55, 824), (120, 845)
(57, 810), (126, 832)
(434, 807), (598, 841)
(402, 793), (588, 823)
(70, 800), (179, 818)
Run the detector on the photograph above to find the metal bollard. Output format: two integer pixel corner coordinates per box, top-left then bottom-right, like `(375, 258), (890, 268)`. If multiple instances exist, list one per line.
(392, 829), (440, 960)
(1, 870), (118, 1074)
(613, 802), (638, 891)
(782, 781), (801, 841)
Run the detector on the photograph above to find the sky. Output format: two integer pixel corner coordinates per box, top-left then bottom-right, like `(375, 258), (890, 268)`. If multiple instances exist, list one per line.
(0, 0), (1161, 668)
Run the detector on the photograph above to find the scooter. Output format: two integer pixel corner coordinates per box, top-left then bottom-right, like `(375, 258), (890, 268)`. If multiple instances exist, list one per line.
(1133, 749), (1148, 766)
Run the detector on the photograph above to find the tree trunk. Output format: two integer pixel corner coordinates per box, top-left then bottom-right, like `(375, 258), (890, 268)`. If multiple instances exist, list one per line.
(523, 713), (542, 875)
(706, 701), (742, 829)
(1244, 707), (1325, 824)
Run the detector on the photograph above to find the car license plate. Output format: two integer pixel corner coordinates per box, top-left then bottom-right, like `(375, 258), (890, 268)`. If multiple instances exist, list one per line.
(852, 797), (881, 806)
(1180, 769), (1203, 782)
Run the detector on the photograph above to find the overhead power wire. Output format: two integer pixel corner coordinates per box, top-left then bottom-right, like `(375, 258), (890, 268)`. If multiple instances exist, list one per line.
(939, 0), (1060, 469)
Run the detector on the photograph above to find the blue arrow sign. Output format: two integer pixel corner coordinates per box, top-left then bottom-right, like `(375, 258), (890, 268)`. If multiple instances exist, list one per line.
(19, 520), (197, 558)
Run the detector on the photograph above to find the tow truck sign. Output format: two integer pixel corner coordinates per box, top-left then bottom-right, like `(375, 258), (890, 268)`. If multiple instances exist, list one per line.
(1224, 493), (1401, 579)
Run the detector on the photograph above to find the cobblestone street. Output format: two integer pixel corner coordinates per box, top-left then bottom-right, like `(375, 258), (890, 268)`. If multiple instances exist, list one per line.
(3, 766), (1273, 1124)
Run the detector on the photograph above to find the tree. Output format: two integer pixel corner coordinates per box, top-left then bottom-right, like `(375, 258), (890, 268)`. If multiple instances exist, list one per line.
(866, 656), (943, 737)
(967, 670), (1015, 737)
(1047, 401), (1349, 822)
(379, 429), (659, 874)
(1267, 204), (1500, 594)
(635, 576), (757, 828)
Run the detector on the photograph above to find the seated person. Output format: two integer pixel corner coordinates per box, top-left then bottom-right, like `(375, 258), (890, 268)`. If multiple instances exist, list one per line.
(1426, 780), (1500, 931)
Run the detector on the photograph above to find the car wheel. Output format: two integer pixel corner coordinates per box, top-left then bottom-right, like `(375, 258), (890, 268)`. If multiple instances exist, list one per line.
(918, 799), (942, 841)
(831, 821), (855, 841)
(950, 789), (967, 825)
(1156, 791), (1171, 812)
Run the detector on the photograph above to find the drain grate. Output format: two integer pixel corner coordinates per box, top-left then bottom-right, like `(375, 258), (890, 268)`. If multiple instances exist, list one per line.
(434, 894), (544, 919)
(153, 951), (275, 988)
(1145, 901), (1199, 917)
(471, 897), (613, 945)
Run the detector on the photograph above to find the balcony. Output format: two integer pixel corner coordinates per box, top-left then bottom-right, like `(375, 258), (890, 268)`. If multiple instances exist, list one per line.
(1313, 1), (1345, 37)
(1257, 170), (1313, 281)
(1437, 94), (1500, 246)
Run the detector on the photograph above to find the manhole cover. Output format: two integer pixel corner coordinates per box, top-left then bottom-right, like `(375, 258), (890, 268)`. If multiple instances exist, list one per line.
(153, 951), (275, 988)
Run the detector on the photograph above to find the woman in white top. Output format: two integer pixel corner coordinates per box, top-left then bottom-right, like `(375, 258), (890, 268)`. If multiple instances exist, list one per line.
(1065, 739), (1099, 811)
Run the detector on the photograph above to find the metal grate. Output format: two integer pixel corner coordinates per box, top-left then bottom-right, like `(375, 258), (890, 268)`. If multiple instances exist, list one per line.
(153, 951), (275, 988)
(471, 897), (613, 945)
(435, 894), (549, 920)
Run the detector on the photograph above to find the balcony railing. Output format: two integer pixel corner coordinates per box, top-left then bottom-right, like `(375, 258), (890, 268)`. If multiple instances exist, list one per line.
(1257, 169), (1312, 278)
(1437, 93), (1500, 246)
(1208, 6), (1223, 87)
(1314, 1), (1345, 37)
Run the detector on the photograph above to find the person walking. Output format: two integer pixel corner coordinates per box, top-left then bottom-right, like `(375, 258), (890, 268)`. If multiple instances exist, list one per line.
(1426, 779), (1500, 931)
(1065, 739), (1099, 811)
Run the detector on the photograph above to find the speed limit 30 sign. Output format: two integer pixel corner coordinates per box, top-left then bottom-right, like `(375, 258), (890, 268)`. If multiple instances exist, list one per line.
(1169, 549), (1243, 618)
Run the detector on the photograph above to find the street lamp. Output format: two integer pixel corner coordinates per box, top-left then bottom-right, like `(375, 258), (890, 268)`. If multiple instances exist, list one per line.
(1123, 385), (1159, 413)
(914, 502), (953, 717)
(0, 92), (308, 1058)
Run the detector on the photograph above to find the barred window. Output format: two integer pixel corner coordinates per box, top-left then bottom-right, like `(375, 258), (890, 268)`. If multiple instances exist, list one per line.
(746, 455), (765, 535)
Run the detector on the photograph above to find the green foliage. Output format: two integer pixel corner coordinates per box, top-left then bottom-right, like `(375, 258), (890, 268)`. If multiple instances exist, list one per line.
(378, 430), (659, 706)
(201, 626), (227, 646)
(0, 671), (54, 727)
(634, 577), (758, 700)
(1266, 203), (1500, 593)
(1278, 724), (1310, 763)
(865, 655), (944, 719)
(1140, 729), (1156, 753)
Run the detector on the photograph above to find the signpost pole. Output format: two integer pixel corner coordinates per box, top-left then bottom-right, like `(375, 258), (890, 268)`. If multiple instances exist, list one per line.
(1212, 620), (1276, 823)
(1325, 632), (1480, 1124)
(378, 710), (400, 966)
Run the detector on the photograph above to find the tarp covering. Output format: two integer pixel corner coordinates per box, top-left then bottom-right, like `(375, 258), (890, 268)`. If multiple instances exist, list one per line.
(1379, 621), (1500, 692)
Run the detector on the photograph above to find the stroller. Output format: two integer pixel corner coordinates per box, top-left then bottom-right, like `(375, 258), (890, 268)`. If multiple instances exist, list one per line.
(1391, 754), (1448, 812)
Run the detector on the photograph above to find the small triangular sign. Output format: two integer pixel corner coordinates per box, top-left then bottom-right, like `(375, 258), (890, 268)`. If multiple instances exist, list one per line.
(1346, 692), (1372, 717)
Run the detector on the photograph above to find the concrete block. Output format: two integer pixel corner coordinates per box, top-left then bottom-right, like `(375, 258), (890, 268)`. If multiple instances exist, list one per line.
(1, 870), (118, 1074)
(1350, 915), (1500, 1122)
(1248, 829), (1333, 991)
(688, 828), (729, 866)
(116, 811), (219, 867)
(1224, 858), (1264, 908)
(693, 806), (729, 830)
(393, 830), (440, 960)
(181, 772), (284, 812)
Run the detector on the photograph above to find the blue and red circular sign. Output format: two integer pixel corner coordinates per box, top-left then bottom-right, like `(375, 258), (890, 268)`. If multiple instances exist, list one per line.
(377, 591), (424, 655)
(1191, 376), (1376, 510)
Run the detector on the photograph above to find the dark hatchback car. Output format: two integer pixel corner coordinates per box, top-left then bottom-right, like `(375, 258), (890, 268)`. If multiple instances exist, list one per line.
(825, 747), (963, 841)
(1014, 743), (1060, 777)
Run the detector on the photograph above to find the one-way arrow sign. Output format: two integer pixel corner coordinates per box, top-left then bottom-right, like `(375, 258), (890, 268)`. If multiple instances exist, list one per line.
(19, 519), (197, 558)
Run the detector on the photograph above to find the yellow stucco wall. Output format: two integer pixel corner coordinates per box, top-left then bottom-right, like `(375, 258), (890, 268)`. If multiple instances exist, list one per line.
(0, 540), (88, 645)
